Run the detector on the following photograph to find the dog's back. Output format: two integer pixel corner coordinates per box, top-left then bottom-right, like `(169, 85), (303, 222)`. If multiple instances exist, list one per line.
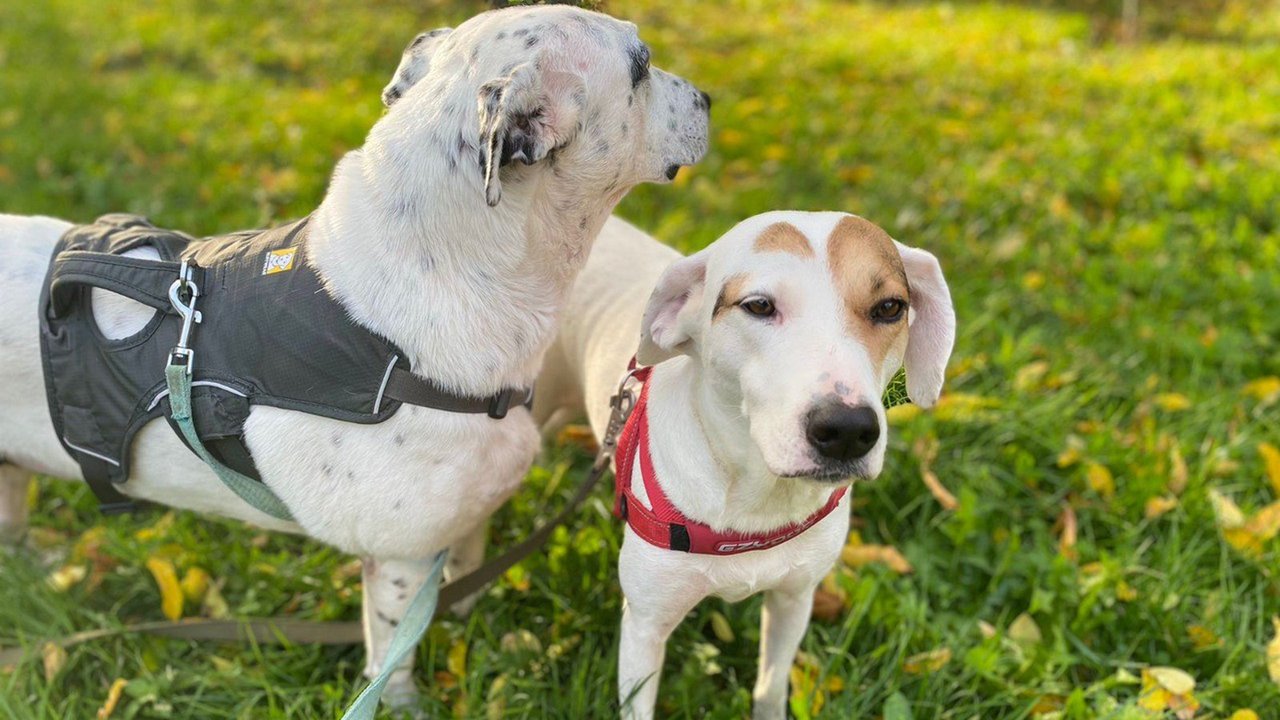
(533, 216), (680, 440)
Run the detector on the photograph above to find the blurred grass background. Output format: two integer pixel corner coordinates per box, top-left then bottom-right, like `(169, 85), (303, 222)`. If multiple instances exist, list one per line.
(2, 0), (1279, 717)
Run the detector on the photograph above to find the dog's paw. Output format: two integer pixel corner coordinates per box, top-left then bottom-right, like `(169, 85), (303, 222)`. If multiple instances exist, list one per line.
(382, 678), (424, 718)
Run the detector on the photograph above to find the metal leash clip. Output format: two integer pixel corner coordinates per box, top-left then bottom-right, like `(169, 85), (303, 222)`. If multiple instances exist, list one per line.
(167, 260), (203, 373)
(596, 365), (645, 470)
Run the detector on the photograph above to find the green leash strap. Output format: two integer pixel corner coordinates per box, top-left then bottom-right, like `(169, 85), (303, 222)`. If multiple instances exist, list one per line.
(340, 550), (448, 720)
(163, 363), (295, 522)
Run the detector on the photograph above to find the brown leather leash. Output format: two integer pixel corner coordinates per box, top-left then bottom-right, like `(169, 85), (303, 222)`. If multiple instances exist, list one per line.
(0, 381), (640, 669)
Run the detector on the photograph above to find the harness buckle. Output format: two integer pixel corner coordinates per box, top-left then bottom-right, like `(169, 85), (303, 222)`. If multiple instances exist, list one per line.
(487, 388), (514, 419)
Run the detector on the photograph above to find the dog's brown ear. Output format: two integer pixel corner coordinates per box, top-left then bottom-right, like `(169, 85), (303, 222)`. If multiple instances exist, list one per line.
(637, 252), (709, 365)
(477, 60), (584, 207)
(382, 27), (453, 108)
(894, 241), (955, 408)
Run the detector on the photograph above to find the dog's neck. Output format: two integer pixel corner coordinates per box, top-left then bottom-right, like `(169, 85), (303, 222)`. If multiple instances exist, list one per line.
(641, 358), (842, 534)
(307, 95), (621, 397)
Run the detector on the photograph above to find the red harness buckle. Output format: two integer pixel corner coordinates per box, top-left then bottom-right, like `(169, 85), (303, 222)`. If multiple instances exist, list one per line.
(613, 366), (847, 556)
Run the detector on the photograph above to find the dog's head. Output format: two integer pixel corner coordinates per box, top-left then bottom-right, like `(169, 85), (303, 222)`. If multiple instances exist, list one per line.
(637, 211), (955, 483)
(380, 6), (710, 207)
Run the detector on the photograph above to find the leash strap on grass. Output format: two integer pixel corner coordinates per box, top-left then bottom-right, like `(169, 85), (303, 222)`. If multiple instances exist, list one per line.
(164, 362), (295, 522)
(340, 550), (447, 720)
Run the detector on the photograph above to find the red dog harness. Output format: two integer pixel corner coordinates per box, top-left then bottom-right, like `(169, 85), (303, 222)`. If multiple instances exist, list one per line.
(612, 366), (847, 555)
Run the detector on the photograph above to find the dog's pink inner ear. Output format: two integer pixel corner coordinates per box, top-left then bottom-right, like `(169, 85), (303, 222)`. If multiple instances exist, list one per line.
(637, 253), (707, 365)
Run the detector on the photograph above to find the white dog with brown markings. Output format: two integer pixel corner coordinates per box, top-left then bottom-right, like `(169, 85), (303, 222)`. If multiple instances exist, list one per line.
(0, 5), (707, 707)
(535, 211), (955, 719)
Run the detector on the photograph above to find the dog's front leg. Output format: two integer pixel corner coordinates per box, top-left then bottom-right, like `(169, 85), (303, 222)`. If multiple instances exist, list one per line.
(0, 465), (31, 544)
(617, 591), (700, 720)
(752, 586), (816, 720)
(361, 556), (435, 711)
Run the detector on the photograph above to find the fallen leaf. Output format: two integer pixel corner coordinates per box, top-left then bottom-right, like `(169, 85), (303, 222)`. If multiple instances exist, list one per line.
(202, 581), (230, 619)
(842, 544), (913, 574)
(1229, 710), (1259, 720)
(1209, 489), (1245, 529)
(42, 643), (66, 683)
(180, 567), (210, 604)
(1008, 613), (1042, 646)
(932, 393), (999, 422)
(1145, 496), (1179, 519)
(145, 557), (184, 621)
(1085, 462), (1115, 500)
(1259, 443), (1280, 496)
(977, 621), (997, 639)
(556, 424), (598, 454)
(886, 404), (921, 425)
(447, 640), (467, 678)
(902, 647), (951, 675)
(1243, 376), (1280, 403)
(97, 678), (128, 719)
(1058, 503), (1077, 559)
(810, 589), (844, 623)
(1014, 361), (1050, 393)
(1268, 616), (1280, 686)
(1153, 393), (1191, 412)
(921, 468), (958, 510)
(1139, 667), (1199, 718)
(1168, 442), (1188, 495)
(1186, 624), (1220, 650)
(709, 610), (736, 642)
(46, 564), (86, 593)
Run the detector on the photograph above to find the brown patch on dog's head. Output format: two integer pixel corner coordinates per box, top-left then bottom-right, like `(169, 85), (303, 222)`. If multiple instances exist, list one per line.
(712, 272), (750, 321)
(753, 222), (814, 258)
(826, 216), (909, 367)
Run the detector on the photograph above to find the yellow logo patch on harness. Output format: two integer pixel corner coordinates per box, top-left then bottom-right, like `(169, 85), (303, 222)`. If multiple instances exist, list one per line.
(262, 247), (297, 275)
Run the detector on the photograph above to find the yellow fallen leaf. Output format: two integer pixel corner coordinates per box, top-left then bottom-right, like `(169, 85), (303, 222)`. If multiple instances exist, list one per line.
(1209, 489), (1246, 529)
(202, 581), (230, 619)
(1085, 462), (1115, 499)
(1008, 613), (1042, 646)
(1145, 496), (1178, 519)
(1153, 393), (1191, 412)
(1229, 710), (1259, 720)
(1057, 444), (1084, 469)
(1245, 501), (1280, 541)
(932, 393), (999, 422)
(921, 468), (958, 510)
(134, 512), (174, 542)
(97, 678), (128, 719)
(447, 639), (467, 678)
(1022, 271), (1045, 291)
(1268, 616), (1280, 685)
(1259, 442), (1280, 496)
(1243, 376), (1280, 403)
(842, 544), (913, 574)
(1058, 503), (1077, 559)
(1116, 580), (1138, 602)
(42, 642), (66, 683)
(710, 610), (737, 641)
(977, 620), (997, 639)
(556, 424), (598, 454)
(902, 647), (951, 675)
(180, 567), (210, 604)
(1168, 442), (1188, 495)
(885, 403), (921, 425)
(145, 557), (184, 621)
(1139, 667), (1199, 717)
(1187, 624), (1219, 650)
(46, 564), (87, 593)
(1014, 361), (1050, 393)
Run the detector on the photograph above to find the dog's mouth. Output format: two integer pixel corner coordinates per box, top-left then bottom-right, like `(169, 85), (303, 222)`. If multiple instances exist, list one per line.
(664, 164), (681, 181)
(779, 460), (873, 485)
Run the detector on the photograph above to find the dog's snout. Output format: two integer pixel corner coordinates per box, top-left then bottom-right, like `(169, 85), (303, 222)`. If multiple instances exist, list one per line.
(698, 90), (712, 110)
(805, 404), (880, 462)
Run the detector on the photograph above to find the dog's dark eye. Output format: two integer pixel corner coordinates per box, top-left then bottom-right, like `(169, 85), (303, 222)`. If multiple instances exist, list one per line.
(740, 297), (776, 318)
(870, 298), (907, 324)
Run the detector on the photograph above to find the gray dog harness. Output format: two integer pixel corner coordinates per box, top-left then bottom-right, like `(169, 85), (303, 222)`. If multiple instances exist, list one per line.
(39, 214), (532, 515)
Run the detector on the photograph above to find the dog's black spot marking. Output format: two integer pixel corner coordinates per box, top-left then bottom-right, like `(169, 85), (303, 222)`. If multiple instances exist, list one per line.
(620, 121), (628, 134)
(346, 471), (355, 481)
(525, 36), (539, 49)
(321, 464), (332, 476)
(496, 31), (507, 40)
(835, 382), (851, 396)
(394, 433), (405, 446)
(627, 44), (650, 88)
(596, 139), (609, 155)
(579, 217), (588, 230)
(383, 87), (401, 104)
(393, 499), (403, 510)
(376, 611), (399, 628)
(392, 577), (408, 589)
(514, 28), (529, 37)
(668, 103), (675, 114)
(627, 94), (633, 107)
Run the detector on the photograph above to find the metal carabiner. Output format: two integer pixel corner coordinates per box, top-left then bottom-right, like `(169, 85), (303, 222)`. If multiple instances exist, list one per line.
(167, 261), (203, 372)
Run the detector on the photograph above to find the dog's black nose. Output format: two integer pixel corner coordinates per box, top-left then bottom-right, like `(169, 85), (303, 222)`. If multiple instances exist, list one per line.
(805, 404), (880, 462)
(699, 90), (712, 110)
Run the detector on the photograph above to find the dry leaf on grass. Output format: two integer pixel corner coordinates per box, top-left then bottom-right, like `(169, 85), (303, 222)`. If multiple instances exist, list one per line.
(1268, 616), (1280, 686)
(811, 588), (845, 623)
(1243, 376), (1280, 404)
(1260, 442), (1280, 496)
(1057, 503), (1077, 560)
(1153, 393), (1191, 412)
(902, 647), (951, 675)
(1008, 613), (1042, 646)
(1145, 496), (1179, 519)
(46, 564), (86, 593)
(842, 544), (913, 574)
(1138, 667), (1199, 718)
(1085, 462), (1115, 500)
(42, 642), (66, 683)
(145, 557), (184, 621)
(96, 678), (128, 719)
(556, 424), (598, 453)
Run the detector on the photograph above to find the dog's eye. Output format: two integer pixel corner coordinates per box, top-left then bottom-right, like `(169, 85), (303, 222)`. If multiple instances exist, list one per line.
(740, 297), (776, 318)
(870, 298), (907, 324)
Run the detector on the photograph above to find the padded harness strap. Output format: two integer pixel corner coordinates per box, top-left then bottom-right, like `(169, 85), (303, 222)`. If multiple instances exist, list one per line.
(382, 367), (533, 419)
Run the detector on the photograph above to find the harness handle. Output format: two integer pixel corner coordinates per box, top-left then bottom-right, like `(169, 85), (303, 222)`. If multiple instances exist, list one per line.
(47, 251), (194, 318)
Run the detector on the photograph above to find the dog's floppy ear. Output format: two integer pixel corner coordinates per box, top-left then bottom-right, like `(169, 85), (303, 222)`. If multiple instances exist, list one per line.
(895, 241), (956, 408)
(382, 27), (453, 107)
(477, 60), (584, 207)
(637, 252), (709, 365)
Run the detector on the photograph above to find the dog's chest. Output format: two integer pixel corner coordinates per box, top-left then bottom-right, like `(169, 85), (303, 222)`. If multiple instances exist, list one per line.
(702, 513), (848, 602)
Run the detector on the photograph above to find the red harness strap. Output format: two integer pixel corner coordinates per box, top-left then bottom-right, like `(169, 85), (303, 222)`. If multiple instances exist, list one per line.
(612, 366), (848, 555)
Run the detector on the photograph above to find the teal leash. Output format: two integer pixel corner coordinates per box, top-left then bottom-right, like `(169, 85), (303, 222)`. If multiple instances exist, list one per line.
(163, 263), (294, 522)
(339, 551), (448, 720)
(164, 262), (450, 715)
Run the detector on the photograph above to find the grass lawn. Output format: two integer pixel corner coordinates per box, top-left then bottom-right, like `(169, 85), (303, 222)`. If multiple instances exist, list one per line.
(2, 0), (1279, 717)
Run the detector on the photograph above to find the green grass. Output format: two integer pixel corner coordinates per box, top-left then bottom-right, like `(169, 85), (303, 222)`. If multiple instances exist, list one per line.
(3, 0), (1280, 717)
